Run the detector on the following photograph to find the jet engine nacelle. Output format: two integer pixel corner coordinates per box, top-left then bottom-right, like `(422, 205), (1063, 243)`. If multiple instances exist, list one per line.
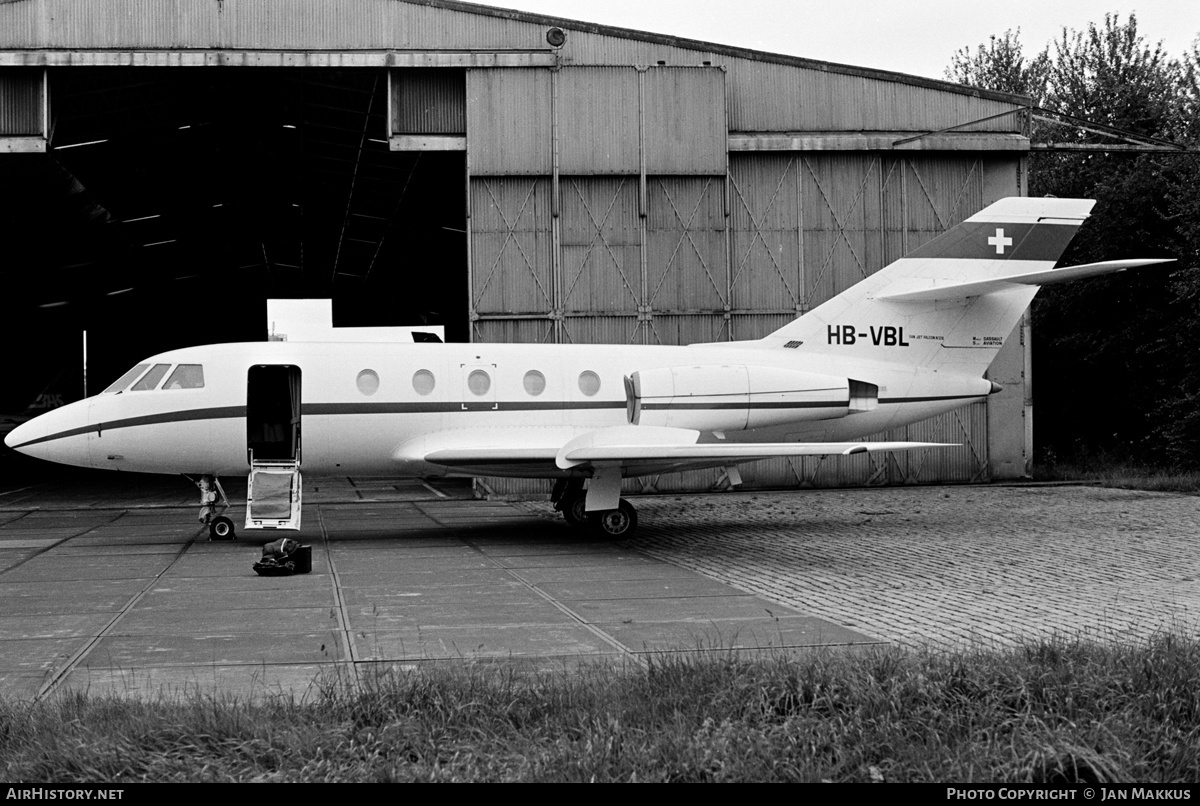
(625, 365), (851, 432)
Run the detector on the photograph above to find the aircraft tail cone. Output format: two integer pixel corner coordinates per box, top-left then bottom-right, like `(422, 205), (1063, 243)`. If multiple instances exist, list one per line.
(989, 381), (1004, 395)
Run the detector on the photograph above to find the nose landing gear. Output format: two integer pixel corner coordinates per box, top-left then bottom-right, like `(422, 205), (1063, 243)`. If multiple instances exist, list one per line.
(193, 474), (235, 540)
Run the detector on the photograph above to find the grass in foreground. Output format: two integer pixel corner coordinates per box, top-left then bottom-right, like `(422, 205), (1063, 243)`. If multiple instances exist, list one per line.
(3, 634), (1200, 782)
(1034, 461), (1200, 494)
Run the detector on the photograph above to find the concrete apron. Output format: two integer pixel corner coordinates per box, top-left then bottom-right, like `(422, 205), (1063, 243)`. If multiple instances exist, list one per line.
(0, 481), (877, 701)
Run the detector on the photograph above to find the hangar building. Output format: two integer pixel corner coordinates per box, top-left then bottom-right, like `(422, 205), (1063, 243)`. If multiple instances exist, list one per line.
(0, 0), (1035, 491)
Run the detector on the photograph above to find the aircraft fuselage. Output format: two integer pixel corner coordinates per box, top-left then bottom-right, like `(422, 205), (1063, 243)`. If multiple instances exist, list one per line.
(8, 339), (990, 479)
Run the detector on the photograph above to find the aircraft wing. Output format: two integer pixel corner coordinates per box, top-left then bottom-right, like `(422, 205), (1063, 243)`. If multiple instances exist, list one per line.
(398, 425), (955, 480)
(554, 426), (953, 470)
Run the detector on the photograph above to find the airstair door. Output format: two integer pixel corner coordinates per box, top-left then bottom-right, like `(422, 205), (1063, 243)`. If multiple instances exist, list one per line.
(246, 365), (302, 531)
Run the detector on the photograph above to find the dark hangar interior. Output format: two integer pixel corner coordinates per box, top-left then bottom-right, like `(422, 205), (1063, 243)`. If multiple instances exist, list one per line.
(2, 67), (468, 406)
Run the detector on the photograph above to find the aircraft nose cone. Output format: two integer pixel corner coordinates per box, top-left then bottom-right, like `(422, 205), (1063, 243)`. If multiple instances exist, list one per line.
(4, 422), (25, 451)
(3, 400), (93, 468)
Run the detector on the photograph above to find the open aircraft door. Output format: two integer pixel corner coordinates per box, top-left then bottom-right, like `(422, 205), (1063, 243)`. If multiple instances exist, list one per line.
(245, 365), (302, 531)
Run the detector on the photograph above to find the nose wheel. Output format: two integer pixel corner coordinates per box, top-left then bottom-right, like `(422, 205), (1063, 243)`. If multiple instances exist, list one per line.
(209, 515), (236, 540)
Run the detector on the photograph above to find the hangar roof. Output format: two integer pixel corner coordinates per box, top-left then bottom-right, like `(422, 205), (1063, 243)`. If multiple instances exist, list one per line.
(0, 0), (1027, 107)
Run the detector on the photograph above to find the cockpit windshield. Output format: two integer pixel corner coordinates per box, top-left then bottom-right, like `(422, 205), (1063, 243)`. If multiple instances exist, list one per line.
(102, 364), (150, 394)
(100, 363), (206, 394)
(131, 364), (172, 391)
(164, 364), (204, 390)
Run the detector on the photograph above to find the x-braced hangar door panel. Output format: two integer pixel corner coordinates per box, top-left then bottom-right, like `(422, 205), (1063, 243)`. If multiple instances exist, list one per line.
(728, 151), (1024, 488)
(465, 66), (728, 349)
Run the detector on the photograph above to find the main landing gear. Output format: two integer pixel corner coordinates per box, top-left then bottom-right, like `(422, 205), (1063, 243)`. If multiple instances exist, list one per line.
(592, 499), (638, 538)
(551, 478), (639, 538)
(192, 474), (236, 541)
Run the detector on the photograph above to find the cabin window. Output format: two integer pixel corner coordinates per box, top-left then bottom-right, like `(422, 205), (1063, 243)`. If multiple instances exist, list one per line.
(164, 364), (205, 390)
(131, 364), (171, 391)
(467, 369), (491, 396)
(578, 370), (601, 397)
(523, 370), (546, 396)
(102, 364), (150, 394)
(412, 369), (436, 395)
(356, 369), (380, 396)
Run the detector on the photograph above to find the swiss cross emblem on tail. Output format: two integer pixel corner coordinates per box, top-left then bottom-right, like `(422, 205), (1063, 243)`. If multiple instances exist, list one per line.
(988, 228), (1013, 254)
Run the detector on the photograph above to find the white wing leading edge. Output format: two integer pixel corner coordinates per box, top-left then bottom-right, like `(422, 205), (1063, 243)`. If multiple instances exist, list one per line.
(554, 425), (954, 470)
(397, 425), (955, 475)
(398, 426), (956, 512)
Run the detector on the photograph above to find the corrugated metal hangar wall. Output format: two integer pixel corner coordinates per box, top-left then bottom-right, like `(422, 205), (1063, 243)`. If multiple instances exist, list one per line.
(0, 0), (1032, 490)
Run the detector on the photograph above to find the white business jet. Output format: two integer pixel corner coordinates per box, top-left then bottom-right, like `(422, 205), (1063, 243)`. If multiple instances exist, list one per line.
(4, 198), (1170, 539)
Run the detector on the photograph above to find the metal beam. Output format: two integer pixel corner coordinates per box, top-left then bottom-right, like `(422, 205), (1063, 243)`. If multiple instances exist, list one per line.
(1031, 143), (1200, 154)
(1031, 108), (1186, 151)
(0, 50), (558, 69)
(729, 132), (1030, 152)
(891, 108), (1026, 147)
(389, 135), (466, 151)
(0, 136), (46, 153)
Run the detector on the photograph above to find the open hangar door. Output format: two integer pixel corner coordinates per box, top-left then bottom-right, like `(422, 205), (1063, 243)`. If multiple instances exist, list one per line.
(0, 66), (468, 422)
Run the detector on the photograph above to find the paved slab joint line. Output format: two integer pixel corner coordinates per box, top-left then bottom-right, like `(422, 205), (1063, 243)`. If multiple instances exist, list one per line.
(472, 549), (649, 668)
(317, 504), (362, 686)
(34, 518), (202, 703)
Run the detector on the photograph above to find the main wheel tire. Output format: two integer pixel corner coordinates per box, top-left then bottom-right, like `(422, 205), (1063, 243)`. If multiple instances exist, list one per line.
(561, 494), (591, 528)
(209, 516), (236, 540)
(593, 499), (637, 539)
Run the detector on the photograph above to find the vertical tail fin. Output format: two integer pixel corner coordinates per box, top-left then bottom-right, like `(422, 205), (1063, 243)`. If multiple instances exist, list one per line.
(762, 197), (1096, 374)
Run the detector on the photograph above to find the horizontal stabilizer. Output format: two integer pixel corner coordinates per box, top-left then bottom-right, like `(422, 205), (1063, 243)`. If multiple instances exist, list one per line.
(876, 258), (1174, 302)
(555, 425), (955, 470)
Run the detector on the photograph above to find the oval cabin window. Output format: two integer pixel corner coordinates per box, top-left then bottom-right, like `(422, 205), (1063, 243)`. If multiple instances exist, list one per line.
(523, 370), (546, 396)
(468, 369), (491, 396)
(412, 369), (436, 396)
(356, 369), (380, 396)
(578, 370), (601, 396)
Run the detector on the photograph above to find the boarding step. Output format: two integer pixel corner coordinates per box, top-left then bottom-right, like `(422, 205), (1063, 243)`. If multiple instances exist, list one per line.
(246, 460), (302, 531)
